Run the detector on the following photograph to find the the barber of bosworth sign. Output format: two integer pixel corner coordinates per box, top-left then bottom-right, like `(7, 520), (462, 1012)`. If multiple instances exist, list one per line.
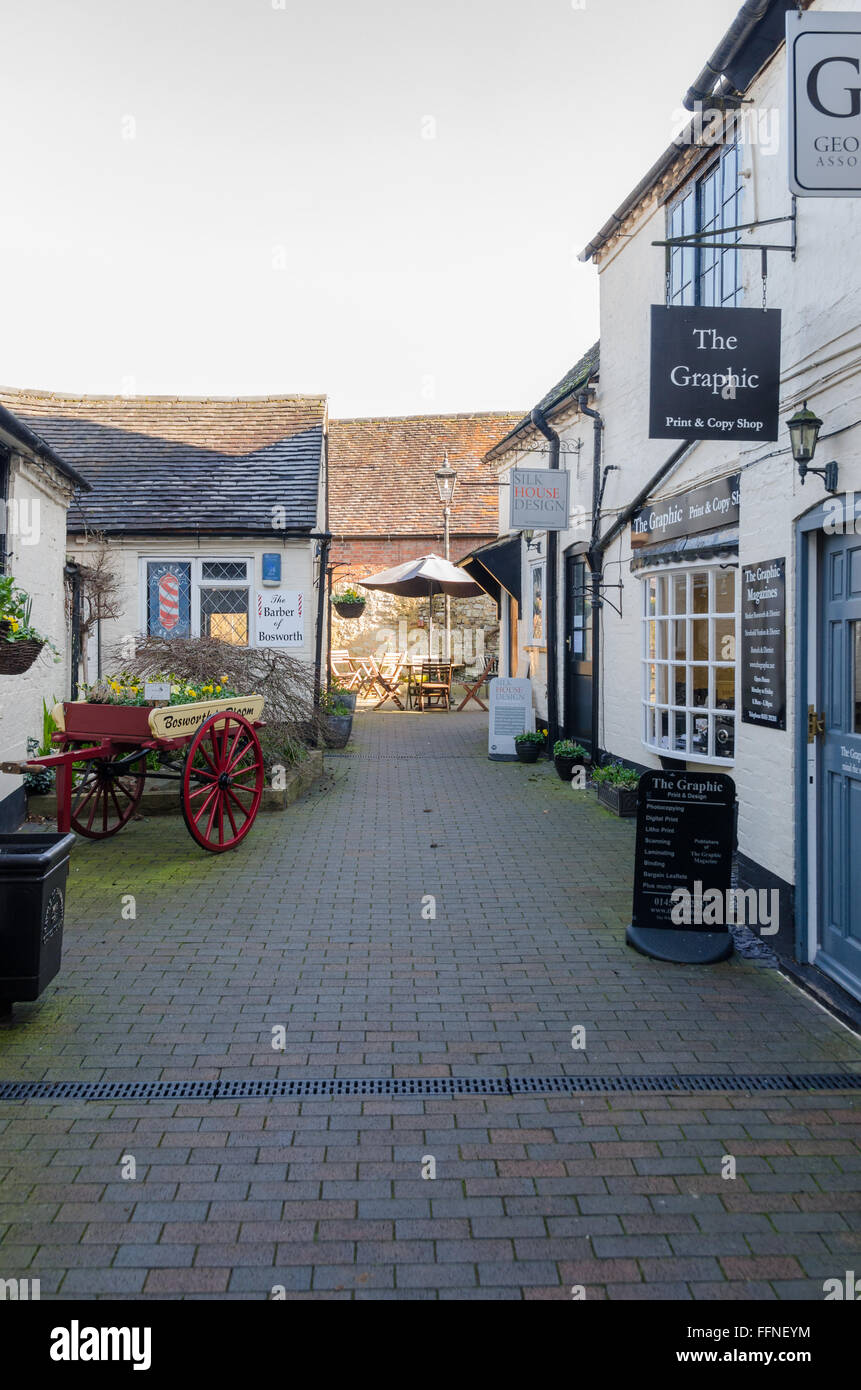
(254, 590), (304, 646)
(787, 9), (861, 197)
(650, 305), (781, 442)
(509, 469), (570, 531)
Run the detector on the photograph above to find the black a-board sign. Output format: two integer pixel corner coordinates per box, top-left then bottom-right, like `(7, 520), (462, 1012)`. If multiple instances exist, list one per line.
(741, 557), (787, 730)
(626, 769), (736, 964)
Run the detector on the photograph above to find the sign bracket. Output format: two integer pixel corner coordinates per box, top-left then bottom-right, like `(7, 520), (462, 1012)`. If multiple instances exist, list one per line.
(653, 204), (797, 267)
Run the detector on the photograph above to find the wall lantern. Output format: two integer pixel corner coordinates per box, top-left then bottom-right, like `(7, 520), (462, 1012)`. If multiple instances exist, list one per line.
(434, 453), (458, 506)
(786, 401), (838, 492)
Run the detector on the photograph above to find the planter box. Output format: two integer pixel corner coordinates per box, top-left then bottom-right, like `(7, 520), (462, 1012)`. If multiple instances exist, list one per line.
(62, 701), (154, 740)
(596, 783), (639, 817)
(0, 833), (75, 1004)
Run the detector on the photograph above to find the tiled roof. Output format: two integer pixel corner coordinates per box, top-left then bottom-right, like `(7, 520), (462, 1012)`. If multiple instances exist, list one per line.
(329, 411), (523, 536)
(484, 342), (600, 460)
(0, 389), (326, 534)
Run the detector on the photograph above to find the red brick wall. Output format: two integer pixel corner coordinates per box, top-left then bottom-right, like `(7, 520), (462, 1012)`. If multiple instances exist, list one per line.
(330, 533), (495, 577)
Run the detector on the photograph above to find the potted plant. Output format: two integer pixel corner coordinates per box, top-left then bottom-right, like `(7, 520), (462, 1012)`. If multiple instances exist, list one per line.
(333, 587), (367, 619)
(319, 688), (353, 748)
(0, 577), (58, 676)
(592, 761), (640, 817)
(328, 681), (356, 714)
(553, 739), (588, 783)
(514, 730), (544, 764)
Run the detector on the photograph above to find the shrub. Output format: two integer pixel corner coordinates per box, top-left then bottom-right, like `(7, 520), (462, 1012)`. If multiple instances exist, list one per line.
(591, 761), (641, 788)
(553, 740), (587, 759)
(514, 730), (546, 744)
(333, 587), (366, 605)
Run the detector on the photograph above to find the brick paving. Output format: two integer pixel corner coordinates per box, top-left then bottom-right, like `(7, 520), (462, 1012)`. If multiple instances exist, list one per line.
(1, 710), (859, 1299)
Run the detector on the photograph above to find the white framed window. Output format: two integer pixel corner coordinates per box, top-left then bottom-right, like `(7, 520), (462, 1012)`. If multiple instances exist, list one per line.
(641, 564), (738, 764)
(142, 557), (252, 646)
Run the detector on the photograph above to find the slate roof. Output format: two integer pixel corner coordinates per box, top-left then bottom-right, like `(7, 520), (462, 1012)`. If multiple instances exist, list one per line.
(0, 389), (327, 535)
(329, 411), (524, 537)
(484, 342), (599, 460)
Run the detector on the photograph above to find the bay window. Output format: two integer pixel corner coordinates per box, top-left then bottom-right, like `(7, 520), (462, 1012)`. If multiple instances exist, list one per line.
(642, 565), (737, 763)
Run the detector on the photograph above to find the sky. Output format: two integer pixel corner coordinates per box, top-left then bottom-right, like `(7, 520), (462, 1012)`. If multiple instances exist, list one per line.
(1, 0), (744, 418)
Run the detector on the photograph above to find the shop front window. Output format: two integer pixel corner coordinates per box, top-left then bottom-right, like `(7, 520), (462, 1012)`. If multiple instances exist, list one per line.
(642, 566), (737, 762)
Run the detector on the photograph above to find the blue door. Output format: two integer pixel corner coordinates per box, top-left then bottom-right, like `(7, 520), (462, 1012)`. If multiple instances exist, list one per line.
(818, 527), (861, 995)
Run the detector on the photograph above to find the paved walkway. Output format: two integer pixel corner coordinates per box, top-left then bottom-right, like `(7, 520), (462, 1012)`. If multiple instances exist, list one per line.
(0, 712), (859, 1298)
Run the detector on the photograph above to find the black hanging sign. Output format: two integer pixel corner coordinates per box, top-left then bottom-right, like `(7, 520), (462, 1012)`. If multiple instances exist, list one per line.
(631, 473), (740, 549)
(741, 557), (787, 730)
(626, 769), (736, 964)
(650, 305), (781, 442)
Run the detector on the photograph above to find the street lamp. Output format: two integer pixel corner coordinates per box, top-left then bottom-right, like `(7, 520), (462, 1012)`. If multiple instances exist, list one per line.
(434, 452), (458, 661)
(787, 401), (838, 492)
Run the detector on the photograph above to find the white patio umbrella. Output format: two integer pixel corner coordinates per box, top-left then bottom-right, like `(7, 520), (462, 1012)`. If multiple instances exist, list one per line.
(358, 552), (483, 657)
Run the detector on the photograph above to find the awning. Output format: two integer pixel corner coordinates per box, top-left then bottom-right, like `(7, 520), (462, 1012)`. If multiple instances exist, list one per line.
(629, 527), (739, 571)
(458, 536), (522, 614)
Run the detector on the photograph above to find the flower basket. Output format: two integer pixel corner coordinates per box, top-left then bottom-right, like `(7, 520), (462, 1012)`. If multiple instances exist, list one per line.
(596, 783), (639, 818)
(0, 638), (45, 676)
(333, 600), (366, 619)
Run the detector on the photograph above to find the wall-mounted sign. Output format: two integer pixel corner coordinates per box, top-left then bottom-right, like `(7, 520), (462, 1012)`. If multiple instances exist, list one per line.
(254, 590), (304, 647)
(488, 676), (533, 760)
(631, 473), (740, 548)
(650, 306), (781, 442)
(509, 468), (570, 531)
(741, 557), (787, 731)
(626, 769), (736, 964)
(787, 9), (861, 197)
(262, 553), (282, 585)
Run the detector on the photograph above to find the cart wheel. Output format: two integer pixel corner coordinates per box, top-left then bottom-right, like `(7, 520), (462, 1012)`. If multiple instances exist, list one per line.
(181, 712), (264, 852)
(68, 743), (147, 839)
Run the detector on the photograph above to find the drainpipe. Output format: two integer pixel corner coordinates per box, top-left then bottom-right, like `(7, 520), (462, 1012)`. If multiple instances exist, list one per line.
(578, 393), (604, 761)
(530, 407), (560, 750)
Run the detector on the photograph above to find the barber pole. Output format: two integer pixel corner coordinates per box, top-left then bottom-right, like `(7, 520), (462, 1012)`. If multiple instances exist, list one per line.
(158, 572), (180, 630)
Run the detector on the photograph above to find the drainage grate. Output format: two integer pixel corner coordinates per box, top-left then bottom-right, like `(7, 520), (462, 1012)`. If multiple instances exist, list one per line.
(0, 1073), (858, 1102)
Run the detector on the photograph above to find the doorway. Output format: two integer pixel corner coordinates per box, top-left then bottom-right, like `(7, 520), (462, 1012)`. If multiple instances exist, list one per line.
(813, 524), (861, 998)
(564, 554), (593, 750)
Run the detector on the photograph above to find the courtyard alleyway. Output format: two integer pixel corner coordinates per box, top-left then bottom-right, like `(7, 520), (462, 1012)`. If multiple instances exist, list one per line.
(0, 711), (859, 1299)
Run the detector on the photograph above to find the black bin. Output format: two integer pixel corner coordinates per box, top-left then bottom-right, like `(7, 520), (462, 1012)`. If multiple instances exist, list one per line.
(0, 833), (75, 1004)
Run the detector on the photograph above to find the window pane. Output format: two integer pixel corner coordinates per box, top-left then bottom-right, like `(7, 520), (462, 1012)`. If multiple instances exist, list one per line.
(715, 618), (735, 663)
(674, 711), (688, 752)
(646, 664), (657, 704)
(692, 573), (709, 614)
(691, 666), (709, 707)
(692, 619), (709, 662)
(200, 587), (249, 645)
(715, 715), (735, 759)
(715, 570), (735, 612)
(673, 574), (687, 614)
(715, 666), (735, 710)
(201, 561), (248, 582)
(647, 621), (656, 659)
(656, 620), (667, 660)
(646, 576), (657, 616)
(674, 620), (686, 661)
(672, 665), (687, 705)
(656, 665), (668, 704)
(147, 561), (192, 638)
(691, 714), (709, 757)
(657, 709), (670, 749)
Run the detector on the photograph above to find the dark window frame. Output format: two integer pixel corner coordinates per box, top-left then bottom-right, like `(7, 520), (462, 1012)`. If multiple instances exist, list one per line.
(666, 143), (743, 309)
(0, 445), (9, 574)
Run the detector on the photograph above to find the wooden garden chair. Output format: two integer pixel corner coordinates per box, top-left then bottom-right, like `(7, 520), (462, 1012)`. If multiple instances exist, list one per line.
(416, 661), (453, 711)
(330, 649), (364, 692)
(370, 652), (407, 709)
(456, 654), (498, 711)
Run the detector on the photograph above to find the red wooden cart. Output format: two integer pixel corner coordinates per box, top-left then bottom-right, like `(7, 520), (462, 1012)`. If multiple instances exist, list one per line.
(17, 696), (266, 853)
